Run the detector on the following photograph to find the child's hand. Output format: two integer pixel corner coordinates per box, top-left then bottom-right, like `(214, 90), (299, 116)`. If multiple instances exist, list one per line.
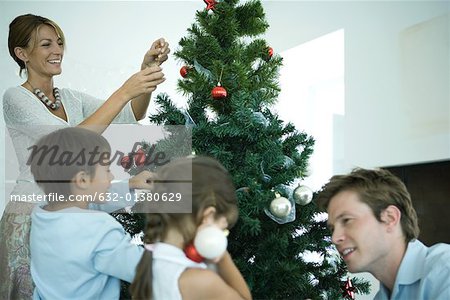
(129, 170), (156, 190)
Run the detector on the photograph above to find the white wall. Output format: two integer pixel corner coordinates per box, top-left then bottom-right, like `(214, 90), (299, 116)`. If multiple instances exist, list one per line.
(262, 1), (449, 172)
(1, 1), (448, 175)
(1, 1), (449, 298)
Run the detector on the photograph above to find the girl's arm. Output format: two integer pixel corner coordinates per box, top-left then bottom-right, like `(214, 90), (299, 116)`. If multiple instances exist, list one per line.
(179, 251), (252, 300)
(216, 251), (252, 300)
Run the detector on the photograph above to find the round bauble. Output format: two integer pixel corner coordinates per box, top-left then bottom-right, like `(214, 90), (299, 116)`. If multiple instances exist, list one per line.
(194, 226), (228, 260)
(180, 66), (189, 78)
(211, 85), (227, 100)
(293, 185), (313, 206)
(268, 47), (274, 58)
(184, 243), (204, 263)
(120, 155), (132, 169)
(135, 148), (147, 167)
(270, 196), (292, 218)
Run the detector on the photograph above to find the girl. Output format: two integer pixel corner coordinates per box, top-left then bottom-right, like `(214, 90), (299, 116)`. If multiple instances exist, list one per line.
(131, 156), (252, 300)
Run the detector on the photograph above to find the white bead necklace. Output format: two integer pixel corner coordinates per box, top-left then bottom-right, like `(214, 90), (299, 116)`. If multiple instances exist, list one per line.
(27, 82), (62, 110)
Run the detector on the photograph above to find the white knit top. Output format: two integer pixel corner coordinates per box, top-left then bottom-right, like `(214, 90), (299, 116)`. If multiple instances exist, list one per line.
(3, 86), (137, 199)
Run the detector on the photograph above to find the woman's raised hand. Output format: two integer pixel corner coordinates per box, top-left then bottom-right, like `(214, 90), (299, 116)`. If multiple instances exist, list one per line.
(141, 38), (170, 69)
(119, 65), (165, 101)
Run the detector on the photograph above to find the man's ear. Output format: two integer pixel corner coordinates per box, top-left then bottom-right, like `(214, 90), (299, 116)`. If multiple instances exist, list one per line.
(200, 206), (217, 225)
(380, 205), (401, 232)
(14, 47), (29, 63)
(72, 171), (91, 190)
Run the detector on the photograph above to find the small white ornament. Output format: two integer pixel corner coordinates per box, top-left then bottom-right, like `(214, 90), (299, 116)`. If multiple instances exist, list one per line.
(194, 226), (228, 260)
(293, 185), (313, 206)
(270, 194), (292, 218)
(205, 106), (218, 122)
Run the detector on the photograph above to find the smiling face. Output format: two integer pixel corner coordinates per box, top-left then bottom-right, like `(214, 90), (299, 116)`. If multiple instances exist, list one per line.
(24, 24), (64, 79)
(327, 190), (392, 274)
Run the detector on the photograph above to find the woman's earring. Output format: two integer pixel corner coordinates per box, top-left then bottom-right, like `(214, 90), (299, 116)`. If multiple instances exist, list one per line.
(24, 61), (28, 76)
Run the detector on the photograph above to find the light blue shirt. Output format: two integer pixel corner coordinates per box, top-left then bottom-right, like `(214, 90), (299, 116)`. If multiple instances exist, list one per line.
(375, 239), (450, 300)
(30, 206), (144, 300)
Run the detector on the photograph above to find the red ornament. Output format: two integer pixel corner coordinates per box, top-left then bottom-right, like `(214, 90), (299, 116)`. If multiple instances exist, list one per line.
(341, 278), (356, 300)
(203, 0), (217, 10)
(184, 243), (204, 263)
(134, 148), (147, 167)
(211, 84), (227, 100)
(268, 47), (274, 59)
(180, 66), (189, 78)
(120, 156), (132, 169)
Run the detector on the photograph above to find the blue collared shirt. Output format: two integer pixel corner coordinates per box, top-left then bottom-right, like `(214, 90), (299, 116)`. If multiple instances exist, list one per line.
(375, 239), (450, 300)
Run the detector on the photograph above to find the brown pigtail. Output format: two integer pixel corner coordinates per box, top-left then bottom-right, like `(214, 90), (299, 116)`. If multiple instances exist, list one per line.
(130, 250), (153, 300)
(130, 214), (165, 299)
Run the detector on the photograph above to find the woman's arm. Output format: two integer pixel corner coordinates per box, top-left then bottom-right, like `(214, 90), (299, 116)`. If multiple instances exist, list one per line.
(79, 38), (169, 133)
(79, 65), (164, 133)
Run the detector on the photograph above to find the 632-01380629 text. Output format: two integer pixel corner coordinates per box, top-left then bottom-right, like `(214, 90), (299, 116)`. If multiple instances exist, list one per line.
(9, 192), (182, 203)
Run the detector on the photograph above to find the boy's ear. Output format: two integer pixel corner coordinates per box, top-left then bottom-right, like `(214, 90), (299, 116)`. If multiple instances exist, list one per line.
(14, 47), (28, 63)
(72, 171), (91, 190)
(380, 205), (401, 232)
(201, 206), (217, 225)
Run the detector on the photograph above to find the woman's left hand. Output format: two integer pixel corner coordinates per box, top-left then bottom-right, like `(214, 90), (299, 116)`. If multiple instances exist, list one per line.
(141, 38), (170, 69)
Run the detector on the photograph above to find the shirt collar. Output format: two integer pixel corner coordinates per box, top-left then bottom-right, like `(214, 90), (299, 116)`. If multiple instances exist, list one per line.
(395, 239), (427, 285)
(376, 240), (428, 299)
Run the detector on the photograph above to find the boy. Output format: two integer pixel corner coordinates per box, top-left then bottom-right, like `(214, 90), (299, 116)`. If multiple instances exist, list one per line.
(29, 127), (144, 299)
(316, 168), (450, 300)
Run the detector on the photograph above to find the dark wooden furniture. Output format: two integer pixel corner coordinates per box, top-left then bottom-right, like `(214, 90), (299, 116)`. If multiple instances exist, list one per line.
(384, 160), (450, 246)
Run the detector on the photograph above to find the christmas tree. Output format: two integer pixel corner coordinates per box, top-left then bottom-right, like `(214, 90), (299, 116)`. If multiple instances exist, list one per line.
(116, 0), (370, 298)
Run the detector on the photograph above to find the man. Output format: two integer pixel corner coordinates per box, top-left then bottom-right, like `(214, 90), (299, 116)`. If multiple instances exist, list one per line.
(316, 168), (450, 300)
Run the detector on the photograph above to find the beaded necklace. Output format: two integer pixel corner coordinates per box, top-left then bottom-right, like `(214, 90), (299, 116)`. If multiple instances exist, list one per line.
(26, 82), (62, 110)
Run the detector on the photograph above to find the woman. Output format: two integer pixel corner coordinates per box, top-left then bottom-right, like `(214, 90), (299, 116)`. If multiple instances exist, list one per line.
(0, 13), (170, 299)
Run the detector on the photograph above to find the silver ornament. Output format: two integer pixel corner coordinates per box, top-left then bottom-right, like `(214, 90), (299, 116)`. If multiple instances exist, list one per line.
(270, 195), (292, 218)
(283, 156), (294, 168)
(194, 226), (228, 260)
(293, 185), (313, 206)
